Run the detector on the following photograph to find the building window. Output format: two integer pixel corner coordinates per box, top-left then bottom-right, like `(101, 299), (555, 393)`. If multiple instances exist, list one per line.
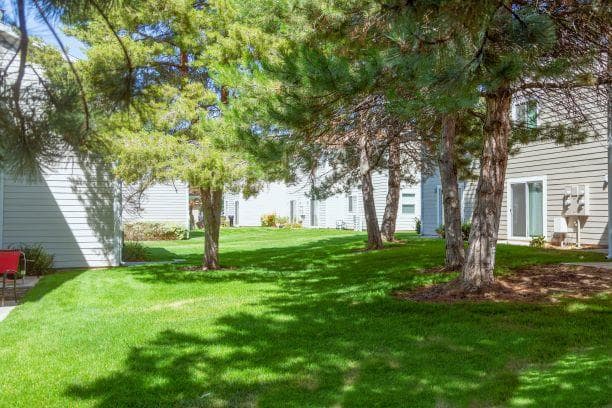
(402, 193), (416, 215)
(509, 178), (545, 238)
(515, 99), (538, 128)
(348, 195), (354, 213)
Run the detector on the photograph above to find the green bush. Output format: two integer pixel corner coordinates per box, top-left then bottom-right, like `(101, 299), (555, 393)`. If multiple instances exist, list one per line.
(530, 235), (546, 248)
(435, 225), (445, 239)
(435, 222), (471, 241)
(9, 244), (54, 276)
(462, 222), (472, 241)
(124, 222), (188, 241)
(415, 217), (421, 234)
(122, 241), (150, 262)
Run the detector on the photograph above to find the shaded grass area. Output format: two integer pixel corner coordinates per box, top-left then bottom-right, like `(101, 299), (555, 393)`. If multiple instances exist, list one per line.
(0, 228), (609, 407)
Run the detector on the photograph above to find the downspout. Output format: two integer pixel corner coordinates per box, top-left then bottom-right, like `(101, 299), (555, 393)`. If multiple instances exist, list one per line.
(606, 85), (612, 259)
(115, 178), (123, 266)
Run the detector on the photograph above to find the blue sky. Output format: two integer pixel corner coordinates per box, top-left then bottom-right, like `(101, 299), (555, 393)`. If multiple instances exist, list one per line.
(1, 0), (87, 59)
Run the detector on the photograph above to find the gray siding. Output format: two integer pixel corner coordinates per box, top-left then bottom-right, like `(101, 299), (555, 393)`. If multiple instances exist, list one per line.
(2, 158), (121, 269)
(421, 88), (608, 247)
(499, 89), (608, 246)
(122, 182), (189, 229)
(421, 170), (477, 236)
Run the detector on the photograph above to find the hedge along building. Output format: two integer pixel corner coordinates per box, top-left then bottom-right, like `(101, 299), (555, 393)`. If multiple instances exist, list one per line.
(0, 22), (122, 268)
(421, 86), (610, 249)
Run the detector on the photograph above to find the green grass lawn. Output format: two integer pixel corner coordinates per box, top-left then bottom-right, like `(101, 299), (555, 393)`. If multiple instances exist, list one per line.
(0, 228), (610, 407)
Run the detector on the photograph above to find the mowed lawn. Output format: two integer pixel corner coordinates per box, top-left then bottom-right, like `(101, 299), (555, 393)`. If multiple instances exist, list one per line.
(0, 228), (610, 407)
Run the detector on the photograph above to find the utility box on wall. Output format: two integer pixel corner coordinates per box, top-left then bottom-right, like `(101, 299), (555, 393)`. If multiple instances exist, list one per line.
(562, 185), (590, 216)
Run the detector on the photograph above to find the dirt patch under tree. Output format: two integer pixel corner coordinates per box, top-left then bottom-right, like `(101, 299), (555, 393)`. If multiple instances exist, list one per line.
(394, 264), (611, 303)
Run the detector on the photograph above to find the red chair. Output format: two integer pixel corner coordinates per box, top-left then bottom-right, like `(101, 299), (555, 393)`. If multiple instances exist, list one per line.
(0, 251), (26, 306)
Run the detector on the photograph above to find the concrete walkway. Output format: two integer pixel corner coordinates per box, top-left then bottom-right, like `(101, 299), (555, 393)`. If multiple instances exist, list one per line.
(563, 262), (612, 270)
(0, 276), (40, 322)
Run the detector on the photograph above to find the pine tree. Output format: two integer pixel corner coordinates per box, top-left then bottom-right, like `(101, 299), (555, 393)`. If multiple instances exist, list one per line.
(384, 0), (609, 289)
(0, 0), (126, 176)
(72, 0), (275, 269)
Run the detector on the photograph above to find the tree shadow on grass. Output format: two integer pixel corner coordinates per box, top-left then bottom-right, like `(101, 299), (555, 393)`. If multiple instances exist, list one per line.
(129, 234), (447, 296)
(64, 294), (611, 407)
(64, 233), (611, 406)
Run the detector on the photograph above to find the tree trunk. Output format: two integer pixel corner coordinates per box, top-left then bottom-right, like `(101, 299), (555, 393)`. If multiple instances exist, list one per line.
(358, 133), (384, 250)
(188, 200), (195, 230)
(462, 90), (512, 290)
(439, 114), (465, 270)
(381, 136), (401, 242)
(200, 187), (223, 270)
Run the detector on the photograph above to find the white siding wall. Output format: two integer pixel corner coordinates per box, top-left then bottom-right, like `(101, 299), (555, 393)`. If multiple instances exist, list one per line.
(231, 182), (293, 227)
(228, 172), (422, 231)
(122, 182), (189, 229)
(1, 25), (121, 268)
(2, 158), (121, 269)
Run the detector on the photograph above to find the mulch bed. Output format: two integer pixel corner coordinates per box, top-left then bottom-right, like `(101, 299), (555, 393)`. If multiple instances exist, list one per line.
(394, 264), (611, 303)
(178, 265), (236, 271)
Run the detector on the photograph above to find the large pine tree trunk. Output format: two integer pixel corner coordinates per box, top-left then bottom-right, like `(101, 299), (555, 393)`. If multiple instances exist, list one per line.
(200, 187), (223, 270)
(439, 114), (465, 270)
(462, 90), (512, 290)
(359, 133), (384, 250)
(381, 136), (401, 242)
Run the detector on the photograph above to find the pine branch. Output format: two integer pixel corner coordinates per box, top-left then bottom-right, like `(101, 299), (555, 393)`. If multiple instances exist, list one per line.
(13, 0), (29, 137)
(33, 0), (91, 131)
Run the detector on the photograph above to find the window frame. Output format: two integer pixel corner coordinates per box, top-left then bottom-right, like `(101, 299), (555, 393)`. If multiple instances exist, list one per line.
(348, 195), (354, 213)
(507, 175), (548, 241)
(401, 192), (416, 215)
(513, 98), (539, 129)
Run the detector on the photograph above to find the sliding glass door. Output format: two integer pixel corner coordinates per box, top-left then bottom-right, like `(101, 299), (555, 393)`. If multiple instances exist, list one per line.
(510, 180), (544, 237)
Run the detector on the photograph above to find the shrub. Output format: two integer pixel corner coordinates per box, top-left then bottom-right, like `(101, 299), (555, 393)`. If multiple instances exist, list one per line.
(122, 241), (150, 262)
(261, 213), (278, 227)
(461, 222), (472, 241)
(261, 214), (300, 228)
(415, 217), (421, 234)
(276, 216), (290, 228)
(530, 235), (546, 248)
(124, 222), (188, 241)
(435, 222), (472, 241)
(9, 244), (54, 276)
(220, 216), (230, 228)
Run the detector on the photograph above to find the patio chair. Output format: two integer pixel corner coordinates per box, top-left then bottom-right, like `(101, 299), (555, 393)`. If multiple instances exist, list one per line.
(0, 250), (26, 306)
